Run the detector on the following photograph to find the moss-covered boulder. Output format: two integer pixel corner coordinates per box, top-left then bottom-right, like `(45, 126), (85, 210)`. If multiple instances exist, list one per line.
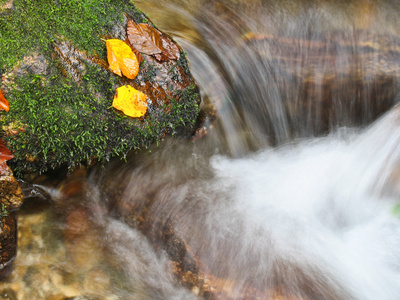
(0, 0), (201, 176)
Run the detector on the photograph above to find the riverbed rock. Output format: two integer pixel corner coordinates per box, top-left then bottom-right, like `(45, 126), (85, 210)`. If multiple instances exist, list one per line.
(0, 0), (201, 176)
(0, 165), (23, 280)
(0, 167), (23, 212)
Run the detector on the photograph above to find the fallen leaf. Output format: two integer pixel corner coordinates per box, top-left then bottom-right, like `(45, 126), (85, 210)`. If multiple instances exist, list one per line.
(127, 21), (162, 55)
(156, 34), (181, 61)
(0, 140), (13, 162)
(127, 20), (180, 62)
(0, 90), (10, 112)
(112, 85), (148, 118)
(125, 38), (144, 64)
(106, 39), (139, 79)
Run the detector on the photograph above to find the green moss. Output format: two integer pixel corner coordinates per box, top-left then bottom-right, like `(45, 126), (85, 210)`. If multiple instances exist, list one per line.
(1, 58), (199, 175)
(0, 204), (8, 229)
(176, 50), (191, 75)
(169, 84), (200, 129)
(0, 0), (201, 176)
(2, 63), (185, 176)
(0, 0), (147, 69)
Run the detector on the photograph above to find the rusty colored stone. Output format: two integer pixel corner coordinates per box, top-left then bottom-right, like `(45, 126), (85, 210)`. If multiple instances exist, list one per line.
(0, 166), (23, 212)
(0, 164), (23, 280)
(0, 214), (17, 281)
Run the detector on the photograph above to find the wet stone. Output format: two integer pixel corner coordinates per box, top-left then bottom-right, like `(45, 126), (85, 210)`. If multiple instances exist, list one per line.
(0, 165), (23, 281)
(22, 265), (39, 286)
(1, 0), (201, 176)
(0, 288), (17, 300)
(0, 168), (23, 212)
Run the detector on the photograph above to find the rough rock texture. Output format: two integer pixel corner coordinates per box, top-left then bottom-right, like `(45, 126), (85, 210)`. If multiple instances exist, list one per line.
(0, 214), (17, 281)
(0, 0), (201, 176)
(0, 167), (23, 212)
(0, 165), (23, 280)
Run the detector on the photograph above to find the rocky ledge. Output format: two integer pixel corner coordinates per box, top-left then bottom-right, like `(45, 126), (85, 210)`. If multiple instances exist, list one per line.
(0, 0), (201, 176)
(0, 0), (202, 284)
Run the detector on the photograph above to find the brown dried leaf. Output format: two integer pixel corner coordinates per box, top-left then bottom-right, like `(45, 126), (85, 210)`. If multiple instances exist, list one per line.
(154, 34), (180, 62)
(127, 21), (163, 55)
(125, 38), (144, 64)
(127, 20), (180, 62)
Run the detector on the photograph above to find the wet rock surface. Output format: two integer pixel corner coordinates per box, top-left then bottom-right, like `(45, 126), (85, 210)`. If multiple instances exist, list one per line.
(0, 0), (201, 175)
(0, 210), (116, 300)
(0, 215), (17, 281)
(0, 167), (22, 212)
(0, 165), (23, 281)
(0, 165), (190, 299)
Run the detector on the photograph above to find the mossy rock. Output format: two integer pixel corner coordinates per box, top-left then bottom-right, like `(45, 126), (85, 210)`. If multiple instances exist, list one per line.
(0, 0), (201, 176)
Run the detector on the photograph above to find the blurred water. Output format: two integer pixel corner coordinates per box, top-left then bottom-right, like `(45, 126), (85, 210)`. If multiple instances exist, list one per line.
(136, 0), (400, 155)
(11, 0), (400, 299)
(86, 104), (400, 299)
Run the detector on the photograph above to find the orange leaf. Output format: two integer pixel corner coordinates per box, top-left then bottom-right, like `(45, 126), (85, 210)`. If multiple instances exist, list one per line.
(106, 39), (139, 79)
(0, 90), (10, 112)
(112, 85), (148, 118)
(0, 140), (13, 162)
(127, 21), (180, 62)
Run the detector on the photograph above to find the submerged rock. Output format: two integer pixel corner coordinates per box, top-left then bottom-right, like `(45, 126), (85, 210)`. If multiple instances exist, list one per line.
(0, 0), (201, 176)
(232, 30), (400, 143)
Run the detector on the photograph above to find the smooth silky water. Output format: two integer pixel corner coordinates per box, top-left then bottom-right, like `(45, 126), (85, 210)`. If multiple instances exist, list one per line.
(6, 0), (400, 299)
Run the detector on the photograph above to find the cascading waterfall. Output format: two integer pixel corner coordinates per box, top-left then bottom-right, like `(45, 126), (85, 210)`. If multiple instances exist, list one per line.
(14, 0), (400, 299)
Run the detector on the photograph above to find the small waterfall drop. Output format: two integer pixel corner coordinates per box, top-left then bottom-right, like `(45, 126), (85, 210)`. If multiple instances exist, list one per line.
(139, 0), (400, 155)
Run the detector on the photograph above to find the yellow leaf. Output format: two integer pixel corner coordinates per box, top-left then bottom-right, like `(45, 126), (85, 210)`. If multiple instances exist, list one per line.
(112, 85), (148, 117)
(106, 39), (139, 79)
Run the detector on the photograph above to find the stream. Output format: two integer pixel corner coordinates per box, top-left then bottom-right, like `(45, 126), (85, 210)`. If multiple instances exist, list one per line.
(3, 0), (400, 299)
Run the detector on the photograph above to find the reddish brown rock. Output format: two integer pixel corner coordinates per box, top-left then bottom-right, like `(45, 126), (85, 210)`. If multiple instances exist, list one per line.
(0, 166), (23, 212)
(0, 165), (23, 280)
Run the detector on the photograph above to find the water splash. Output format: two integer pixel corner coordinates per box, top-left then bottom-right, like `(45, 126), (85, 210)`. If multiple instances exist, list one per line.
(89, 105), (400, 299)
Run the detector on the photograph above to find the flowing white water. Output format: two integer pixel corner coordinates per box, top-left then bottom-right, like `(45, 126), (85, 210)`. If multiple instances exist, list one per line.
(84, 1), (400, 298)
(13, 1), (400, 299)
(88, 104), (400, 299)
